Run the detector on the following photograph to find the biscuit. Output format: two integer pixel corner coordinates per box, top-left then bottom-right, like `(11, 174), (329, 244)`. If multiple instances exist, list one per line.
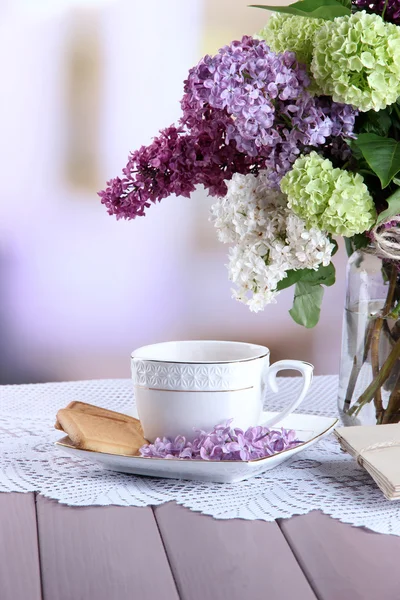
(56, 409), (147, 456)
(55, 401), (143, 435)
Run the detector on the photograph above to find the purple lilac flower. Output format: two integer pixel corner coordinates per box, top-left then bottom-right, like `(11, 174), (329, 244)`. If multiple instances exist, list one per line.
(319, 100), (357, 139)
(352, 0), (400, 24)
(184, 36), (355, 185)
(139, 420), (302, 461)
(99, 110), (261, 220)
(308, 98), (357, 164)
(184, 36), (312, 160)
(99, 36), (356, 219)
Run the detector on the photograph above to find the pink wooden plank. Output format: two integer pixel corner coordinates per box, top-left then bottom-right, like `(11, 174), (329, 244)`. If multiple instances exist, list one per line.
(280, 511), (400, 600)
(0, 492), (42, 600)
(36, 497), (179, 600)
(154, 502), (317, 600)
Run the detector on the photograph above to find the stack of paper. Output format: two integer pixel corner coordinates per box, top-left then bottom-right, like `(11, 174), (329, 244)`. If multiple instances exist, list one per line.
(334, 424), (400, 500)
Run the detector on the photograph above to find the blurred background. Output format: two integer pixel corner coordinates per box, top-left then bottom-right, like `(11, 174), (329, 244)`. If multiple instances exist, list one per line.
(0, 0), (348, 384)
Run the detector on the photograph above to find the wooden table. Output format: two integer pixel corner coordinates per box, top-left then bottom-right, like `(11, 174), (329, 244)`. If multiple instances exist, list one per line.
(3, 493), (400, 600)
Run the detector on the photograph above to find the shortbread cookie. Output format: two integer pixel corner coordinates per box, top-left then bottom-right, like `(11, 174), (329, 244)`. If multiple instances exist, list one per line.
(56, 409), (147, 456)
(55, 401), (142, 434)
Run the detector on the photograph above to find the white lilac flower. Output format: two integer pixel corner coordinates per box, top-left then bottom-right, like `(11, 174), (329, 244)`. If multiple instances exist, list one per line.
(285, 214), (334, 269)
(210, 172), (335, 312)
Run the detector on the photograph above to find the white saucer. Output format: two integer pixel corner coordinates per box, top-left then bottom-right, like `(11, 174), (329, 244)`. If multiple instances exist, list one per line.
(55, 411), (338, 484)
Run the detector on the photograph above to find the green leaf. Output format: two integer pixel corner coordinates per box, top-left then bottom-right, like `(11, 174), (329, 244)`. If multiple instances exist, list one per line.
(276, 269), (309, 291)
(249, 0), (350, 20)
(330, 238), (339, 256)
(300, 263), (336, 286)
(352, 134), (400, 188)
(336, 0), (351, 7)
(356, 109), (392, 137)
(286, 263), (336, 327)
(276, 262), (335, 291)
(376, 187), (400, 224)
(344, 237), (354, 257)
(344, 232), (370, 256)
(289, 282), (325, 328)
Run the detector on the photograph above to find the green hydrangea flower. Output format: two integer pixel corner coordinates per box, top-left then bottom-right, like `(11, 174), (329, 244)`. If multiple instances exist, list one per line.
(260, 14), (324, 68)
(311, 11), (400, 112)
(280, 152), (376, 237)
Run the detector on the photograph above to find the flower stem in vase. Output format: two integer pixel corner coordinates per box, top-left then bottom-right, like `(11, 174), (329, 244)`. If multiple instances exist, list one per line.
(382, 371), (400, 424)
(348, 334), (400, 418)
(343, 320), (374, 412)
(382, 264), (398, 319)
(382, 320), (396, 346)
(370, 317), (384, 421)
(347, 264), (399, 421)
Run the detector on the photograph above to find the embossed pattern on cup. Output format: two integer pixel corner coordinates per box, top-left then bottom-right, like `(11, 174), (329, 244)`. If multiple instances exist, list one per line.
(131, 360), (262, 391)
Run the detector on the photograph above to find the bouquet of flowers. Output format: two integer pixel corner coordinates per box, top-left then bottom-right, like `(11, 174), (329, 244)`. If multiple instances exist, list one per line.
(99, 0), (400, 423)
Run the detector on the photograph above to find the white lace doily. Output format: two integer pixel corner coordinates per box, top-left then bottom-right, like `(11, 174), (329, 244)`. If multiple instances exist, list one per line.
(1, 375), (400, 536)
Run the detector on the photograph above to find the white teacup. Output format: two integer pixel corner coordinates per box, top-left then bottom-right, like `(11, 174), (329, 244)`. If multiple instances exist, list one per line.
(131, 340), (313, 442)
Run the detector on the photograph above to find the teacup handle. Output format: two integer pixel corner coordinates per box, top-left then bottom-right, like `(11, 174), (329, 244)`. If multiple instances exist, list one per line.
(262, 360), (314, 428)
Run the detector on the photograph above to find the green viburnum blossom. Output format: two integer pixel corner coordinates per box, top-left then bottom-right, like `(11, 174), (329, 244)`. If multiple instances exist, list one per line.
(311, 11), (400, 112)
(259, 14), (324, 68)
(280, 152), (377, 237)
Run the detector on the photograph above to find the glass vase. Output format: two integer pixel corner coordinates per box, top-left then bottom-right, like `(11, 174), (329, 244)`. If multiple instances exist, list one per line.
(338, 247), (400, 426)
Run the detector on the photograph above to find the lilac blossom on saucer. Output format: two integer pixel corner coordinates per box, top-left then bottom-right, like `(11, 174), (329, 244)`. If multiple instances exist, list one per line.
(139, 420), (301, 461)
